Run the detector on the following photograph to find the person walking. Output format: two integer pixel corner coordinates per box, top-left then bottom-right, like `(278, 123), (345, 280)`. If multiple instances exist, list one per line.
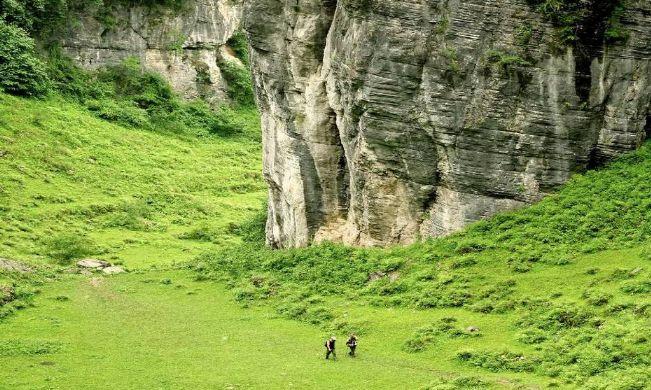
(346, 334), (358, 357)
(325, 336), (336, 360)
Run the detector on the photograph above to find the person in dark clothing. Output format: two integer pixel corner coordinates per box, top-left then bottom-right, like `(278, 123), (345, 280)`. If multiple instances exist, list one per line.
(325, 336), (336, 360)
(346, 334), (358, 357)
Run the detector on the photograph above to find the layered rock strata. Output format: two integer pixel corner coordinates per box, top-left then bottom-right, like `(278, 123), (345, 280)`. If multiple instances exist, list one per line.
(245, 0), (651, 248)
(62, 0), (242, 104)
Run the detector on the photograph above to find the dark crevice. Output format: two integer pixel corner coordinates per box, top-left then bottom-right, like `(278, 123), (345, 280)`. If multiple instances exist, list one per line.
(422, 184), (438, 216)
(574, 52), (593, 102)
(336, 132), (351, 219)
(571, 2), (623, 102)
(644, 115), (651, 140)
(311, 0), (338, 61)
(586, 147), (605, 170)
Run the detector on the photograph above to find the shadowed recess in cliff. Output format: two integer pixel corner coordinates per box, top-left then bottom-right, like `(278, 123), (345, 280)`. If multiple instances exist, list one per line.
(526, 0), (627, 101)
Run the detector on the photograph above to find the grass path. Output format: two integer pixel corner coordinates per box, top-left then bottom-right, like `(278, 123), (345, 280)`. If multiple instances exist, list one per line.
(0, 270), (542, 389)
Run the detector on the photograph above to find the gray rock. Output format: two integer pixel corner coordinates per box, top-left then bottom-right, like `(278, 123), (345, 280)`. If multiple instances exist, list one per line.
(245, 0), (651, 248)
(102, 266), (126, 275)
(0, 258), (33, 273)
(466, 326), (480, 333)
(62, 0), (243, 105)
(0, 285), (16, 305)
(77, 259), (110, 269)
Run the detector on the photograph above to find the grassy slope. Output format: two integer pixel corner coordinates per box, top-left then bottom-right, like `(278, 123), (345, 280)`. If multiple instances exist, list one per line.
(0, 93), (649, 389)
(0, 93), (265, 268)
(0, 271), (489, 389)
(195, 139), (651, 387)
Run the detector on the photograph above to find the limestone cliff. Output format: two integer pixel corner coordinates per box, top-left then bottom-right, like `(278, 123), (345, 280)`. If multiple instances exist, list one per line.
(62, 0), (242, 104)
(245, 0), (651, 248)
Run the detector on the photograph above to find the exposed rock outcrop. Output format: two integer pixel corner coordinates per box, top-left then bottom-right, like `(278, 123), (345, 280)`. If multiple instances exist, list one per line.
(62, 0), (242, 104)
(245, 0), (651, 248)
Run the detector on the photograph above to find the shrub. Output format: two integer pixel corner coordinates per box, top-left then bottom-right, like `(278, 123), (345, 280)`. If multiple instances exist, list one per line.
(582, 290), (612, 306)
(226, 30), (249, 66)
(0, 339), (62, 356)
(620, 280), (651, 295)
(86, 99), (150, 128)
(218, 58), (255, 107)
(44, 233), (95, 264)
(528, 0), (628, 47)
(0, 21), (49, 96)
(178, 225), (218, 242)
(485, 49), (531, 73)
(97, 57), (177, 112)
(404, 318), (479, 353)
(518, 303), (594, 332)
(456, 349), (538, 373)
(421, 376), (489, 390)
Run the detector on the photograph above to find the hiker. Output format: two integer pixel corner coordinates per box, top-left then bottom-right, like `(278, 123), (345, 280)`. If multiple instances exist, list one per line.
(346, 334), (358, 357)
(325, 336), (336, 360)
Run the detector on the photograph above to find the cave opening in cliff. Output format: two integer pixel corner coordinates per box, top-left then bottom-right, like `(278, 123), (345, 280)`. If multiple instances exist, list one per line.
(645, 115), (651, 140)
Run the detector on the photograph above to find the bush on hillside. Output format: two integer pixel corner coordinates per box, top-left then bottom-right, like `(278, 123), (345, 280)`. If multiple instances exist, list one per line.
(226, 30), (250, 66)
(97, 57), (177, 112)
(44, 233), (96, 265)
(0, 21), (49, 97)
(219, 58), (255, 107)
(0, 0), (186, 38)
(45, 55), (249, 135)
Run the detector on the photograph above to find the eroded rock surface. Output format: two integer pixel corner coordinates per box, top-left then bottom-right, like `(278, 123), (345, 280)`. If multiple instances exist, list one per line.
(62, 0), (243, 104)
(245, 0), (651, 248)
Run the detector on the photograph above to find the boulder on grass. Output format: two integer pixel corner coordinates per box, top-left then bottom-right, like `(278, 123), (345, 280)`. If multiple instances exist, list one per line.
(76, 259), (110, 269)
(102, 266), (126, 275)
(0, 258), (33, 273)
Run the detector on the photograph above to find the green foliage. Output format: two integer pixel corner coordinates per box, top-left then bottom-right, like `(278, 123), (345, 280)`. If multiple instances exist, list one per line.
(0, 0), (187, 40)
(192, 140), (651, 386)
(44, 55), (249, 135)
(44, 234), (96, 264)
(0, 21), (49, 97)
(226, 206), (267, 244)
(421, 376), (489, 390)
(0, 339), (62, 356)
(0, 92), (264, 271)
(485, 49), (531, 73)
(226, 30), (249, 66)
(403, 317), (480, 353)
(178, 225), (219, 242)
(85, 98), (149, 128)
(528, 0), (628, 46)
(219, 58), (255, 108)
(515, 24), (533, 46)
(456, 349), (537, 373)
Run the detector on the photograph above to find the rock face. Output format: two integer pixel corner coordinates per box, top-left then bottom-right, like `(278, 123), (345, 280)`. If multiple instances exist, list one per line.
(245, 0), (651, 248)
(62, 0), (242, 104)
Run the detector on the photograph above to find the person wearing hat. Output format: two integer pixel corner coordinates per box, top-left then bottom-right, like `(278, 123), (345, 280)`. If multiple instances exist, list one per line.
(324, 336), (336, 360)
(346, 334), (358, 357)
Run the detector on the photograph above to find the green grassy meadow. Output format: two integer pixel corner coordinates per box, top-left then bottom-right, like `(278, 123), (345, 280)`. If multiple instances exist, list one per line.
(0, 93), (265, 268)
(1, 91), (650, 389)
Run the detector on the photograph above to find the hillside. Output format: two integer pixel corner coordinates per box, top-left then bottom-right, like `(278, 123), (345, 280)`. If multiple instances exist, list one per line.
(194, 139), (651, 388)
(1, 1), (649, 388)
(0, 93), (264, 268)
(0, 93), (649, 389)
